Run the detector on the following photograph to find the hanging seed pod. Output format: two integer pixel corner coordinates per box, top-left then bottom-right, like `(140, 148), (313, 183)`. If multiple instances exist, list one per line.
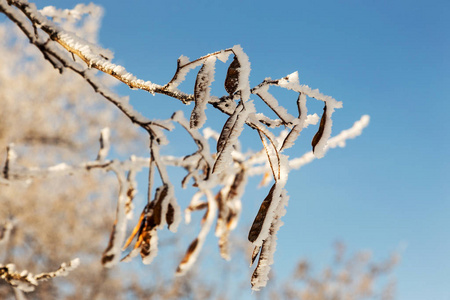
(224, 56), (240, 96)
(176, 238), (199, 274)
(216, 103), (242, 153)
(191, 58), (215, 129)
(190, 64), (208, 128)
(152, 185), (168, 226)
(166, 203), (175, 227)
(248, 184), (276, 243)
(312, 103), (327, 153)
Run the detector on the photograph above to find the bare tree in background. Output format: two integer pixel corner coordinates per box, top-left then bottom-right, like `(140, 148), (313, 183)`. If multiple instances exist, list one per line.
(0, 1), (380, 298)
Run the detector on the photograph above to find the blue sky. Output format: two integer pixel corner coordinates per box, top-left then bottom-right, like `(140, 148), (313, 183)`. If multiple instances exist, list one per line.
(36, 0), (450, 298)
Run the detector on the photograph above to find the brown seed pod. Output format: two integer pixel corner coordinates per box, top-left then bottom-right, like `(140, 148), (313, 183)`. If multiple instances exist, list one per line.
(248, 184), (276, 243)
(166, 203), (175, 228)
(224, 56), (240, 96)
(152, 185), (168, 226)
(312, 103), (327, 153)
(191, 60), (214, 129)
(216, 102), (242, 153)
(176, 237), (199, 273)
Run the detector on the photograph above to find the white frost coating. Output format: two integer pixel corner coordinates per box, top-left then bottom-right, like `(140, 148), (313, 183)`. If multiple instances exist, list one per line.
(69, 258), (80, 269)
(216, 50), (232, 63)
(170, 56), (204, 89)
(312, 105), (333, 159)
(54, 258), (80, 276)
(48, 163), (69, 172)
(277, 72), (343, 108)
(202, 127), (220, 141)
(52, 26), (166, 93)
(305, 113), (319, 127)
(251, 154), (289, 247)
(176, 189), (217, 276)
(274, 71), (343, 158)
(281, 93), (308, 150)
(328, 114), (370, 148)
(297, 93), (308, 127)
(191, 56), (216, 129)
(289, 115), (370, 170)
(178, 55), (190, 65)
(40, 4), (101, 23)
(248, 114), (279, 150)
(232, 45), (251, 102)
(142, 229), (159, 265)
(253, 84), (295, 124)
(149, 144), (181, 232)
(251, 190), (289, 291)
(184, 191), (205, 224)
(0, 258), (80, 292)
(121, 247), (140, 263)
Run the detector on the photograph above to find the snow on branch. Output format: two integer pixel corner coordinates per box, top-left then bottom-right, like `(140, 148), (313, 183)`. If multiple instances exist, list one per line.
(0, 258), (80, 292)
(289, 115), (370, 170)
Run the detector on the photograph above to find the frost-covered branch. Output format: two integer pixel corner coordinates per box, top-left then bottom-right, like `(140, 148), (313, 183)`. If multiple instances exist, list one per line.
(0, 259), (80, 292)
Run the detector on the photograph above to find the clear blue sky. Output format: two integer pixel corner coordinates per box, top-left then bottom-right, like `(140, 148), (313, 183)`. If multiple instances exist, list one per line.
(37, 0), (450, 298)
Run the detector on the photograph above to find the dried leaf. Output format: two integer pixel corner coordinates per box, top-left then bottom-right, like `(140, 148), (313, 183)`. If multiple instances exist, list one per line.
(122, 210), (145, 250)
(101, 221), (117, 265)
(214, 102), (249, 173)
(166, 203), (174, 227)
(218, 231), (230, 260)
(152, 185), (168, 226)
(312, 103), (327, 152)
(216, 104), (241, 153)
(248, 184), (276, 243)
(187, 202), (208, 212)
(224, 56), (240, 95)
(251, 238), (271, 291)
(140, 228), (157, 264)
(190, 58), (215, 129)
(227, 167), (245, 201)
(176, 238), (199, 273)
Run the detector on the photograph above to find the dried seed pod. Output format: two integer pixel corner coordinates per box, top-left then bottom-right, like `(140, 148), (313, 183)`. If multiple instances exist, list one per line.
(122, 210), (146, 250)
(152, 185), (168, 226)
(227, 167), (245, 201)
(140, 227), (157, 264)
(216, 112), (238, 154)
(248, 184), (276, 243)
(191, 58), (215, 129)
(176, 238), (199, 274)
(216, 101), (243, 153)
(166, 203), (175, 227)
(224, 56), (240, 96)
(312, 103), (327, 153)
